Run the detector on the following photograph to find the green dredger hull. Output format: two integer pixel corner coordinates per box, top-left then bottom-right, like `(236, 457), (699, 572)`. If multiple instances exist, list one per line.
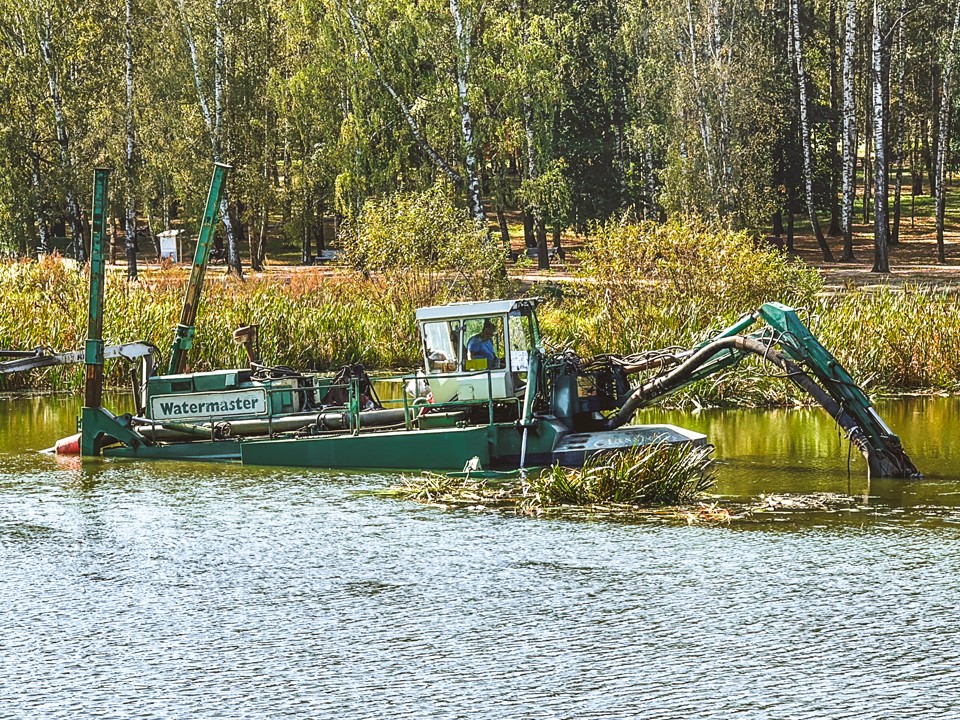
(104, 420), (706, 471)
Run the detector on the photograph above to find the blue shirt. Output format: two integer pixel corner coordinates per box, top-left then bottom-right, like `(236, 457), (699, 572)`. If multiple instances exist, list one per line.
(467, 334), (495, 363)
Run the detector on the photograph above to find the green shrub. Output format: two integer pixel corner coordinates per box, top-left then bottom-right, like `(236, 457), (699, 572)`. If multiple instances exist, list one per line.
(340, 184), (509, 301)
(540, 216), (823, 358)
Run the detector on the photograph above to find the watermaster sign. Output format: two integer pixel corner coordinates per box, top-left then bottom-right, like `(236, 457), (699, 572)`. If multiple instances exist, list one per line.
(149, 388), (267, 422)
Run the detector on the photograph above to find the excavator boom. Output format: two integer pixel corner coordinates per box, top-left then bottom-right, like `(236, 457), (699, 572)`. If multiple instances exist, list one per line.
(604, 303), (919, 478)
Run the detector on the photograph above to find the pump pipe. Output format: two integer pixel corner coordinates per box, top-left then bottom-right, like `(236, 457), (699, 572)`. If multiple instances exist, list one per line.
(167, 163), (231, 375)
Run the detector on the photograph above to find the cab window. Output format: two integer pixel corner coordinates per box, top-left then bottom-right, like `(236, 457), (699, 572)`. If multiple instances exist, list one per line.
(422, 320), (459, 373)
(462, 316), (505, 370)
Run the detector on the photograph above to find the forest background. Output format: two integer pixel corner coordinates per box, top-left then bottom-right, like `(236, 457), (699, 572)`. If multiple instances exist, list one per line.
(3, 0), (960, 274)
(2, 0), (960, 401)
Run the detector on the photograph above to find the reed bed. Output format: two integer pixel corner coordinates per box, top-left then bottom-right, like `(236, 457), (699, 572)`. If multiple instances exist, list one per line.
(2, 214), (960, 403)
(538, 218), (960, 405)
(0, 257), (443, 392)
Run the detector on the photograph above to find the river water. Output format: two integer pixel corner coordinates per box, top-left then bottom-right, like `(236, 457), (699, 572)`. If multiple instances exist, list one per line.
(1, 394), (958, 718)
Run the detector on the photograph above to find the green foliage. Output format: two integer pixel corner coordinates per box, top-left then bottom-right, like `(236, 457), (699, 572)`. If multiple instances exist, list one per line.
(340, 185), (509, 299)
(540, 217), (823, 357)
(527, 441), (716, 507)
(518, 158), (573, 228)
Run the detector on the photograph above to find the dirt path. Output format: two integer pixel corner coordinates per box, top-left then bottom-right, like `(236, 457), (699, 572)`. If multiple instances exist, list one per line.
(784, 216), (960, 290)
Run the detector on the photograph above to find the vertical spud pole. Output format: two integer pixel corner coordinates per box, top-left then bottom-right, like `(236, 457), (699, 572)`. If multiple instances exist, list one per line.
(167, 162), (231, 376)
(84, 168), (111, 410)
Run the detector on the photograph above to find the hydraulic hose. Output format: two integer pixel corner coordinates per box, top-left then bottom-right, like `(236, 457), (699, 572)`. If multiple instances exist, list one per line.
(604, 335), (918, 478)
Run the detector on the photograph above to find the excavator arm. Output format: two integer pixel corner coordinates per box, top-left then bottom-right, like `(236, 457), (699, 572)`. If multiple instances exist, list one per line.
(603, 302), (919, 478)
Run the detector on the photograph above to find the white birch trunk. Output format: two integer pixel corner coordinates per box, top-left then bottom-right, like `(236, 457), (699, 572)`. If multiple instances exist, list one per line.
(124, 0), (138, 279)
(685, 0), (715, 187)
(38, 13), (85, 264)
(30, 151), (50, 255)
(180, 0), (241, 276)
(841, 0), (857, 259)
(936, 0), (960, 262)
(449, 0), (485, 226)
(790, 0), (834, 260)
(871, 0), (889, 272)
(891, 0), (906, 245)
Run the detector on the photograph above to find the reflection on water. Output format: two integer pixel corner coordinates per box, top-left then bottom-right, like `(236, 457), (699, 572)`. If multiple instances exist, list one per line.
(1, 394), (959, 717)
(637, 396), (960, 509)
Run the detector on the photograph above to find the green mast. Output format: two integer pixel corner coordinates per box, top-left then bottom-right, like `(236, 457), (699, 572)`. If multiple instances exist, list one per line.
(82, 168), (145, 457)
(167, 162), (231, 375)
(83, 168), (111, 411)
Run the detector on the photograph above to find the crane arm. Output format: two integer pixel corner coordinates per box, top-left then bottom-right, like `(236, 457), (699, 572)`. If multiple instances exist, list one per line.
(603, 302), (919, 478)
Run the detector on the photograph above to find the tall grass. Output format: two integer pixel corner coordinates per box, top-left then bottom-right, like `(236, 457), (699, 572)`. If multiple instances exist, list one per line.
(2, 216), (960, 402)
(0, 257), (442, 392)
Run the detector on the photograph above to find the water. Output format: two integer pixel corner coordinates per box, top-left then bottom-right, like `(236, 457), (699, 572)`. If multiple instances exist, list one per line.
(1, 394), (959, 718)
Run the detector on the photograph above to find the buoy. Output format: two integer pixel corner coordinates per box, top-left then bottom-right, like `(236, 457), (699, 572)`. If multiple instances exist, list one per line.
(54, 433), (81, 455)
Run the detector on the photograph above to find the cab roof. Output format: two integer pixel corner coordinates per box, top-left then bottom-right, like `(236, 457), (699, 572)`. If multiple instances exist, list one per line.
(415, 298), (540, 322)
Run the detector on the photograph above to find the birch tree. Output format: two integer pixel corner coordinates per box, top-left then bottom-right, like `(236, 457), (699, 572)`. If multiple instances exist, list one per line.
(936, 0), (960, 263)
(841, 0), (858, 260)
(789, 0), (834, 261)
(890, 0), (906, 246)
(342, 0), (485, 225)
(871, 0), (889, 272)
(124, 0), (138, 278)
(178, 0), (243, 276)
(36, 3), (86, 264)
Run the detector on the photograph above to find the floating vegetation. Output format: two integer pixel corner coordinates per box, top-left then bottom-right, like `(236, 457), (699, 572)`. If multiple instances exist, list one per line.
(386, 441), (724, 524)
(385, 450), (892, 526)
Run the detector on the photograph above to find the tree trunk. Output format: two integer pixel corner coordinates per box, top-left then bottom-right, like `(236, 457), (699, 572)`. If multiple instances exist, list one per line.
(110, 217), (119, 265)
(494, 173), (511, 249)
(891, 0), (906, 246)
(124, 0), (138, 279)
(181, 0), (242, 277)
(787, 195), (796, 252)
(936, 0), (960, 263)
(790, 0), (834, 261)
(38, 16), (85, 265)
(523, 211), (535, 249)
(828, 0), (842, 236)
(841, 0), (857, 260)
(301, 197), (312, 265)
(449, 0), (485, 225)
(871, 0), (890, 273)
(535, 216), (548, 270)
(517, 0), (547, 269)
(30, 152), (50, 256)
(929, 64), (941, 198)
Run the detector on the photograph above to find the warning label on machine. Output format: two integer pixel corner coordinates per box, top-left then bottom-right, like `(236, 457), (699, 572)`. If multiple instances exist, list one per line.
(149, 388), (268, 421)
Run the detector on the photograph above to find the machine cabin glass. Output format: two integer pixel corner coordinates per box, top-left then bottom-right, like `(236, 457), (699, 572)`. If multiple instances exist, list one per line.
(422, 320), (460, 374)
(507, 309), (535, 383)
(463, 316), (505, 370)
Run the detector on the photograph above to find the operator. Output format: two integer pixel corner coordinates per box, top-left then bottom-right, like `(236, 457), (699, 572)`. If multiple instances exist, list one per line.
(467, 320), (498, 367)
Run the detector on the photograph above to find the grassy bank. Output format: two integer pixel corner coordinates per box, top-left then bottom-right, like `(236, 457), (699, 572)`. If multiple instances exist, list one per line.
(2, 218), (959, 401)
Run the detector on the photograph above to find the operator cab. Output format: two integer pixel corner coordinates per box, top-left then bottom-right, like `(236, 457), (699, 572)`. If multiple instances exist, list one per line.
(415, 299), (540, 403)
